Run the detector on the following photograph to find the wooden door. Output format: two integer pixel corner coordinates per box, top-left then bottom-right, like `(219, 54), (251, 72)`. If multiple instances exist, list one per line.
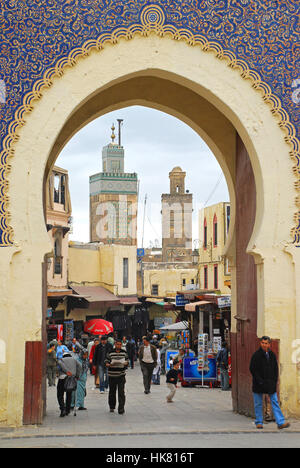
(231, 134), (261, 416)
(23, 261), (47, 425)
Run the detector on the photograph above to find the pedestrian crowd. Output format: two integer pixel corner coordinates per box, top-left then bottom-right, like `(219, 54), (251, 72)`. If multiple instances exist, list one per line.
(47, 333), (290, 429)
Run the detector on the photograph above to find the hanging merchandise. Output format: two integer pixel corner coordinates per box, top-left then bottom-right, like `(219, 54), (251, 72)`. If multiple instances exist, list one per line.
(213, 336), (222, 354)
(64, 320), (74, 343)
(180, 330), (190, 351)
(57, 324), (63, 342)
(198, 333), (209, 372)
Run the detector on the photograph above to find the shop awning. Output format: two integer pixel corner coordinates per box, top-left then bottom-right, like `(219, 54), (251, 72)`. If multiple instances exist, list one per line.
(178, 289), (216, 300)
(185, 301), (212, 312)
(145, 298), (165, 305)
(70, 285), (120, 307)
(119, 296), (141, 305)
(47, 289), (74, 298)
(160, 321), (189, 331)
(164, 302), (176, 311)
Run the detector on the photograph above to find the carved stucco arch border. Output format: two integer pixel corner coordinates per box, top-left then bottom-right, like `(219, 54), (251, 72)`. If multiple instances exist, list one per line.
(1, 7), (299, 247)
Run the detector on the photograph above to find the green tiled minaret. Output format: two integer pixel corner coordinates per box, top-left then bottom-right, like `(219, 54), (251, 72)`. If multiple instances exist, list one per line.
(89, 124), (138, 245)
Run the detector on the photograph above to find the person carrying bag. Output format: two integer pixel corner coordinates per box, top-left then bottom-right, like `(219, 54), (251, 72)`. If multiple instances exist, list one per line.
(57, 351), (82, 417)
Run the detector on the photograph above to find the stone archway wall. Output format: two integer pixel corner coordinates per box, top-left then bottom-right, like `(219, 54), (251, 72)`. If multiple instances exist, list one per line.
(0, 2), (299, 426)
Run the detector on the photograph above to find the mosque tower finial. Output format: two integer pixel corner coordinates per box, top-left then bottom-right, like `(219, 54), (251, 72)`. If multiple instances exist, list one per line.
(111, 123), (116, 144)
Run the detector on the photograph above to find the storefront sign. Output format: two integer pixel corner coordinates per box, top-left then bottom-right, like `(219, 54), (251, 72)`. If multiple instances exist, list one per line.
(137, 248), (145, 263)
(217, 296), (231, 308)
(154, 317), (173, 329)
(176, 294), (189, 307)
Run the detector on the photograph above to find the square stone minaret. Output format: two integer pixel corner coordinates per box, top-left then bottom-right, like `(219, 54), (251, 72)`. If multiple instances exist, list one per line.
(161, 167), (193, 262)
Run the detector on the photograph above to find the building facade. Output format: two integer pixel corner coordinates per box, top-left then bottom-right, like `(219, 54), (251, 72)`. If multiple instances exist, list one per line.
(46, 166), (73, 318)
(198, 202), (231, 295)
(67, 241), (140, 339)
(69, 242), (137, 299)
(141, 264), (198, 298)
(89, 124), (138, 245)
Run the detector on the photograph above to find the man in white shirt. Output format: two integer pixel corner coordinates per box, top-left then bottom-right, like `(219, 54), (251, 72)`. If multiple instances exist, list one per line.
(138, 336), (158, 394)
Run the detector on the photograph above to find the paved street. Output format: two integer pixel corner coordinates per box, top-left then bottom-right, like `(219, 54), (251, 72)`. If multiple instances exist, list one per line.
(1, 364), (300, 449)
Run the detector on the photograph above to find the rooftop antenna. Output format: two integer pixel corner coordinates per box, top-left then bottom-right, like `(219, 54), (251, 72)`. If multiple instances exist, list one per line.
(117, 119), (124, 146)
(142, 194), (148, 249)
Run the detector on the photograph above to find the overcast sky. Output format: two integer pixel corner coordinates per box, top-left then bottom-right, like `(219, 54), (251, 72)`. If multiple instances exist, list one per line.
(56, 106), (229, 248)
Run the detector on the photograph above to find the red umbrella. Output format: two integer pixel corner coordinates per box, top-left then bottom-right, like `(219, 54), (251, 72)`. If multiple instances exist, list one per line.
(84, 319), (114, 336)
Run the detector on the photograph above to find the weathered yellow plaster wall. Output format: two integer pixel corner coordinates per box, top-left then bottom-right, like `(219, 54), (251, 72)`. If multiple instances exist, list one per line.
(68, 243), (102, 286)
(68, 243), (137, 296)
(99, 244), (137, 296)
(143, 268), (198, 298)
(0, 34), (298, 426)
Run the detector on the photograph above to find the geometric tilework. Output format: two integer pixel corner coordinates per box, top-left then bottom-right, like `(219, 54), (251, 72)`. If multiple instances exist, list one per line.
(0, 1), (299, 246)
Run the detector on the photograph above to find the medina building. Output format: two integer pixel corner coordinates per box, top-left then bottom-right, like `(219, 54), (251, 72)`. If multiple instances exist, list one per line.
(46, 166), (73, 321)
(198, 202), (231, 295)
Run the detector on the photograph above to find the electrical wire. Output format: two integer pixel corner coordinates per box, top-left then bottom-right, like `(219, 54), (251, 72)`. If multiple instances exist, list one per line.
(204, 170), (224, 207)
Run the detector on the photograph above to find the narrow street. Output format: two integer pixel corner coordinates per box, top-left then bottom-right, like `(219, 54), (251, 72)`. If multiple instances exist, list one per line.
(1, 364), (300, 449)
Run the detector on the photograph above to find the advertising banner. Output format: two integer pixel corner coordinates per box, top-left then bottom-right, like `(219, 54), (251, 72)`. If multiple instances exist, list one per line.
(183, 357), (217, 382)
(165, 349), (195, 372)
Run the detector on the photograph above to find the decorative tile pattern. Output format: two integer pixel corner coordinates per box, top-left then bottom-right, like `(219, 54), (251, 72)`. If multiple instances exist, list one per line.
(0, 1), (299, 246)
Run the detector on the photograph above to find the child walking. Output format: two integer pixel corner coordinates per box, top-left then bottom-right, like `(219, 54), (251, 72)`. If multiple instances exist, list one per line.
(166, 360), (180, 403)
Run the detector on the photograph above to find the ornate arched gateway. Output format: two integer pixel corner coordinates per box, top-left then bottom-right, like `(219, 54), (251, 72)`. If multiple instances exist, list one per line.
(0, 1), (299, 426)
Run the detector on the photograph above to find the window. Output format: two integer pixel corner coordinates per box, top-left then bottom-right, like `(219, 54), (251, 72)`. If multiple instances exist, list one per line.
(226, 204), (231, 237)
(204, 266), (208, 289)
(214, 265), (218, 290)
(60, 176), (65, 206)
(123, 258), (129, 289)
(170, 210), (175, 228)
(213, 214), (218, 247)
(54, 236), (62, 275)
(111, 160), (120, 172)
(54, 175), (60, 203)
(204, 218), (207, 249)
(53, 173), (66, 206)
(151, 284), (159, 296)
(182, 278), (186, 287)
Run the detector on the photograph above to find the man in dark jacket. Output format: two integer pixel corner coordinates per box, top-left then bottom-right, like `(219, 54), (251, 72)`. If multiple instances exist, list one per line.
(92, 335), (113, 394)
(216, 342), (230, 391)
(138, 336), (158, 394)
(250, 336), (290, 429)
